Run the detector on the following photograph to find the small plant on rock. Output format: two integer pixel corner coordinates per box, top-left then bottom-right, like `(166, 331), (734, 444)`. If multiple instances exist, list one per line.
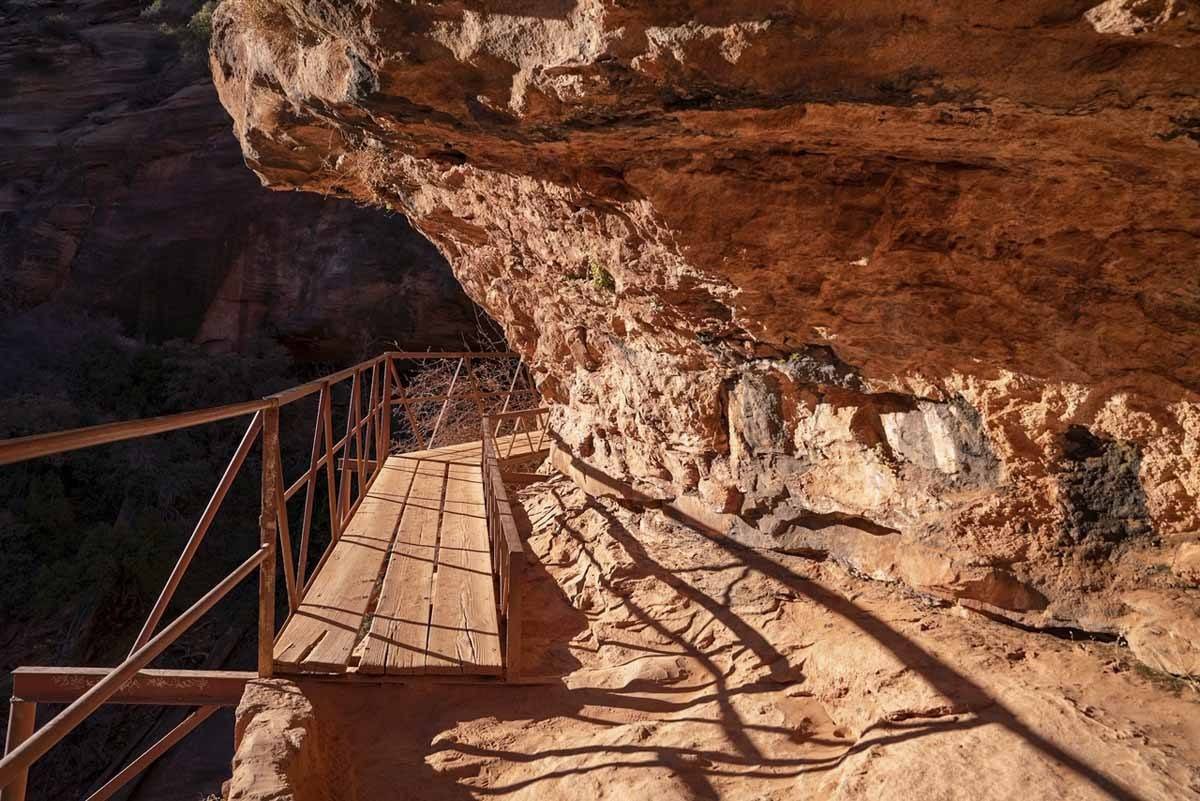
(153, 1), (216, 64)
(186, 1), (215, 43)
(590, 261), (616, 293)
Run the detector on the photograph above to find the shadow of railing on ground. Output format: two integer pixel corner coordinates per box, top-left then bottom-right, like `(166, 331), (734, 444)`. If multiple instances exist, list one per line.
(432, 454), (1144, 801)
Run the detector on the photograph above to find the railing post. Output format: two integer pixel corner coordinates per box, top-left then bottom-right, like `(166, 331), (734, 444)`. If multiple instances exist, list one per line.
(506, 552), (523, 682)
(380, 356), (391, 460)
(320, 382), (340, 546)
(2, 701), (35, 801)
(495, 359), (524, 435)
(259, 402), (280, 679)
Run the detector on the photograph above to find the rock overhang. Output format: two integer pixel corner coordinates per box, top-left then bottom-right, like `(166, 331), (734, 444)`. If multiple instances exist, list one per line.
(210, 0), (1200, 666)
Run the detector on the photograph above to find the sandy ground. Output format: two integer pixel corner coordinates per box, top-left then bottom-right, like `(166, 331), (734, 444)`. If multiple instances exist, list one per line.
(227, 475), (1200, 801)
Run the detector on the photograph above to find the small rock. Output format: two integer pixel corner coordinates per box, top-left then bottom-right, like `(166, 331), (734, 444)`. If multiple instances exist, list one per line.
(768, 657), (806, 684)
(698, 477), (743, 513)
(1172, 541), (1200, 583)
(1121, 590), (1200, 678)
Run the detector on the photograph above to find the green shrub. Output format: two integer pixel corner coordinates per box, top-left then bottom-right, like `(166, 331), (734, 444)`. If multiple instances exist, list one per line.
(590, 261), (615, 293)
(154, 1), (217, 64)
(187, 1), (215, 43)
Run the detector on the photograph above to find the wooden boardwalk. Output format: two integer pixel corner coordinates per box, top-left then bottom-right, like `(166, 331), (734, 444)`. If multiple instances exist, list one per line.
(273, 434), (542, 677)
(0, 351), (547, 801)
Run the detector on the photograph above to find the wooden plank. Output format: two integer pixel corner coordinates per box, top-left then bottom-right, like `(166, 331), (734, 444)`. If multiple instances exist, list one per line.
(11, 668), (252, 706)
(398, 440), (483, 464)
(274, 435), (537, 678)
(273, 460), (411, 673)
(396, 433), (546, 466)
(359, 457), (446, 674)
(425, 462), (502, 675)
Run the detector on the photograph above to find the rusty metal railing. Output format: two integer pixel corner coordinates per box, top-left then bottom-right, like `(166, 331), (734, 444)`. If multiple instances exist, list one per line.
(0, 350), (535, 801)
(480, 407), (550, 681)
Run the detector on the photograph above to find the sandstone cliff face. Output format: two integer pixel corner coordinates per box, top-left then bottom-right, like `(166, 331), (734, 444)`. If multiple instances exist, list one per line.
(0, 0), (481, 364)
(211, 0), (1200, 661)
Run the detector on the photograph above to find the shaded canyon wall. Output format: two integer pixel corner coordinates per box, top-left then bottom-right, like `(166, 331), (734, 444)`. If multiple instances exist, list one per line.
(0, 0), (485, 365)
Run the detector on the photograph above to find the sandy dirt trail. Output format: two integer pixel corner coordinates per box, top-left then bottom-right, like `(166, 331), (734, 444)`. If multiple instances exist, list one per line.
(228, 476), (1200, 801)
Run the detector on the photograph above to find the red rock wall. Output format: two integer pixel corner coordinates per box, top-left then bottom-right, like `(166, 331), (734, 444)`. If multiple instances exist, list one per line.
(210, 0), (1200, 654)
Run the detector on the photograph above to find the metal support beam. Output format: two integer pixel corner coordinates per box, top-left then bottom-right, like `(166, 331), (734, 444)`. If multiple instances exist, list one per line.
(259, 404), (280, 678)
(84, 705), (219, 801)
(11, 668), (253, 706)
(2, 702), (35, 801)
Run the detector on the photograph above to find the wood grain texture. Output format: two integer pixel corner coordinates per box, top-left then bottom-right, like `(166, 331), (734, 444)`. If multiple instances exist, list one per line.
(359, 458), (444, 674)
(426, 462), (502, 675)
(273, 458), (411, 673)
(273, 433), (543, 677)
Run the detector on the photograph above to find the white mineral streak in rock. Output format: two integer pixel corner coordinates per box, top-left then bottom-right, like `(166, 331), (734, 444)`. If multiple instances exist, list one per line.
(1084, 0), (1187, 35)
(634, 19), (774, 68)
(430, 0), (619, 112)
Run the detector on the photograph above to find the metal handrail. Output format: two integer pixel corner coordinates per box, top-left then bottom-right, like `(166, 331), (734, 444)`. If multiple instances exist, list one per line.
(0, 398), (268, 467)
(0, 548), (267, 789)
(0, 349), (531, 801)
(480, 407), (551, 680)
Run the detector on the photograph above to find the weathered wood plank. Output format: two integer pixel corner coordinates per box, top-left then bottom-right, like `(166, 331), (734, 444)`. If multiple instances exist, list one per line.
(273, 459), (411, 673)
(425, 462), (502, 675)
(397, 433), (547, 466)
(274, 432), (538, 677)
(359, 458), (444, 675)
(397, 439), (483, 464)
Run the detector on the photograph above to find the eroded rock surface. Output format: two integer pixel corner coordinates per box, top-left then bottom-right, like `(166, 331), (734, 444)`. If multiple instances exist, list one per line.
(226, 476), (1200, 801)
(210, 1), (1200, 658)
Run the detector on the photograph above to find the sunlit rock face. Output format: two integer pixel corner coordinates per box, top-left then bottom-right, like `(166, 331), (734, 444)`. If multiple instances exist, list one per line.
(211, 0), (1200, 656)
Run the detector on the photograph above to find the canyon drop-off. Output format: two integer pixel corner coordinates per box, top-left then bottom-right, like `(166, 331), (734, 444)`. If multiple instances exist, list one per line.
(211, 0), (1200, 674)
